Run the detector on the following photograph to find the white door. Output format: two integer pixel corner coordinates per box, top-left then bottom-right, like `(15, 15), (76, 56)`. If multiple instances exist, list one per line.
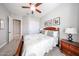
(9, 16), (13, 42)
(13, 20), (21, 40)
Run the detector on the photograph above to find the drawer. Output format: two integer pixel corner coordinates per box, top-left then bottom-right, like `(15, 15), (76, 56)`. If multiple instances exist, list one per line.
(61, 42), (70, 50)
(70, 45), (79, 55)
(62, 48), (76, 56)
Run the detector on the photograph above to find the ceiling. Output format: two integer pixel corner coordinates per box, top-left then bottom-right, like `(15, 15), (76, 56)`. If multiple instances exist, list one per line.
(3, 3), (60, 17)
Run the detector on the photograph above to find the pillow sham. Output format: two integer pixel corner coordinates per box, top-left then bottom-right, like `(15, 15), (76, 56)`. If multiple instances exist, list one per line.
(41, 30), (48, 35)
(53, 31), (58, 37)
(47, 31), (53, 37)
(47, 31), (58, 37)
(44, 30), (48, 35)
(41, 30), (45, 34)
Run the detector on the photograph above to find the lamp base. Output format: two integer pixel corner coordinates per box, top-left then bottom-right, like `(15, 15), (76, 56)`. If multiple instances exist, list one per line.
(68, 39), (73, 42)
(68, 34), (73, 41)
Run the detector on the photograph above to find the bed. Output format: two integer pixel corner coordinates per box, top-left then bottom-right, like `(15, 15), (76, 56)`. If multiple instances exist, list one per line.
(22, 27), (59, 56)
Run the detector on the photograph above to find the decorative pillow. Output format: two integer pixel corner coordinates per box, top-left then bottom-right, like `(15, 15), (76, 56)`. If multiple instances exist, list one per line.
(41, 30), (45, 34)
(41, 30), (48, 35)
(47, 31), (53, 37)
(44, 30), (48, 35)
(47, 31), (58, 37)
(53, 31), (58, 37)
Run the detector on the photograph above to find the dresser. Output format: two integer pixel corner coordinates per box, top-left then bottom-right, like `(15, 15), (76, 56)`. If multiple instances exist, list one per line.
(60, 39), (79, 56)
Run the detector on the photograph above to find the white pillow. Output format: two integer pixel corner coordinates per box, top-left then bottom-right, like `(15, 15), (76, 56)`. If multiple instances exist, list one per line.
(47, 31), (53, 37)
(44, 30), (48, 35)
(46, 30), (58, 37)
(53, 31), (58, 37)
(41, 30), (45, 34)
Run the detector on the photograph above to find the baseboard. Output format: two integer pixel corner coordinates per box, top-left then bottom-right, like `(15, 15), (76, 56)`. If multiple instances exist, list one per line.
(0, 42), (7, 48)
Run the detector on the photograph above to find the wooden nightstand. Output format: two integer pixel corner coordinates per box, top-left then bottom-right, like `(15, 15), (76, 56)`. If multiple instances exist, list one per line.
(60, 39), (79, 56)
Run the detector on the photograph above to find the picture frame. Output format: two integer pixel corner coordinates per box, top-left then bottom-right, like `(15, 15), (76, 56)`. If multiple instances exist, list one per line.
(0, 19), (4, 29)
(53, 17), (60, 25)
(44, 17), (60, 27)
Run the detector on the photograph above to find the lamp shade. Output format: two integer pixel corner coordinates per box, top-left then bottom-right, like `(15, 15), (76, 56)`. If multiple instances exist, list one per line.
(65, 28), (77, 34)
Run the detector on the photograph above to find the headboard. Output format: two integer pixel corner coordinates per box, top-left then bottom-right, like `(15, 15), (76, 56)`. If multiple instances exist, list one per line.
(44, 27), (59, 31)
(43, 27), (60, 46)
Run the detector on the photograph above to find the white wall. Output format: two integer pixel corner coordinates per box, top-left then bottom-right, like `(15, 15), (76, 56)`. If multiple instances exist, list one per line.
(40, 3), (79, 42)
(22, 15), (40, 35)
(22, 15), (29, 35)
(0, 4), (10, 48)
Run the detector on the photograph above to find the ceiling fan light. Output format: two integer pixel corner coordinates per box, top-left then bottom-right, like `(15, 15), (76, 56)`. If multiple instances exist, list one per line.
(30, 5), (35, 11)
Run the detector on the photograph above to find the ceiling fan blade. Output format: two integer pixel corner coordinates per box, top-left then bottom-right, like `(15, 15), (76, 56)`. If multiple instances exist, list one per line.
(22, 6), (30, 8)
(36, 9), (41, 13)
(35, 3), (42, 7)
(29, 3), (32, 5)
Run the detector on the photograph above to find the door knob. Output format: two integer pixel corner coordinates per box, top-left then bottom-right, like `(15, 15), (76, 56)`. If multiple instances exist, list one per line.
(9, 32), (11, 33)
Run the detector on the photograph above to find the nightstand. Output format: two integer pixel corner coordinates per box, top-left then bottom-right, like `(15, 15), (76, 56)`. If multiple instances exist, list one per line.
(60, 39), (79, 56)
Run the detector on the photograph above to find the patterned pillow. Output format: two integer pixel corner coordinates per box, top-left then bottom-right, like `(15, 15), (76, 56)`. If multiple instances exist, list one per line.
(47, 31), (58, 37)
(47, 31), (53, 37)
(41, 30), (45, 34)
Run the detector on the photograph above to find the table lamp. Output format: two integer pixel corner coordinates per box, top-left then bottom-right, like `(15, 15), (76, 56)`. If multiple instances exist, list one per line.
(65, 27), (77, 41)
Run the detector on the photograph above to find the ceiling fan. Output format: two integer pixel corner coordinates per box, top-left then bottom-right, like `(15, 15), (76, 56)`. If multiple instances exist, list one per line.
(22, 3), (42, 14)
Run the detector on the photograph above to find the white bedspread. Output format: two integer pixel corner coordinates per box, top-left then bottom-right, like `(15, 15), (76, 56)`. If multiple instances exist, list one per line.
(22, 34), (57, 56)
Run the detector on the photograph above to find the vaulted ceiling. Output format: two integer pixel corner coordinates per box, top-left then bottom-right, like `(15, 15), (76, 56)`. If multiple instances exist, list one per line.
(3, 3), (60, 17)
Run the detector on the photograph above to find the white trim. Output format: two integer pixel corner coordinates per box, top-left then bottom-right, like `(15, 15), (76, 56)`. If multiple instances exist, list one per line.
(0, 42), (7, 48)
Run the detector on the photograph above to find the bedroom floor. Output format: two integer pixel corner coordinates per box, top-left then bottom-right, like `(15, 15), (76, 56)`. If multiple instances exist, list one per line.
(44, 47), (65, 56)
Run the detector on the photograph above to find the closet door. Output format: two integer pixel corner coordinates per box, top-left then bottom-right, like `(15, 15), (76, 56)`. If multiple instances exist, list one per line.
(13, 20), (21, 40)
